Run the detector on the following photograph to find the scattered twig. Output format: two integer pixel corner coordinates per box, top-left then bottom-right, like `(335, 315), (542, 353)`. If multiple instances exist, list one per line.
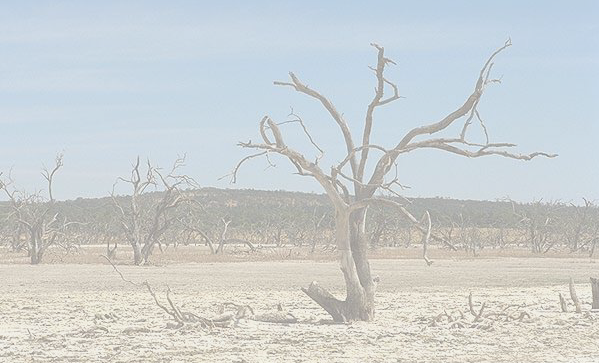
(102, 257), (295, 329)
(429, 292), (529, 330)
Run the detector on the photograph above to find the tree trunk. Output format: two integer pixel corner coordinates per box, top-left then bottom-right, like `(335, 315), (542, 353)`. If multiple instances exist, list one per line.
(302, 208), (377, 322)
(310, 238), (318, 254)
(132, 243), (143, 265)
(30, 235), (42, 265)
(591, 277), (599, 310)
(106, 237), (117, 259)
(30, 249), (41, 265)
(569, 278), (582, 313)
(216, 239), (225, 254)
(30, 238), (38, 265)
(140, 241), (155, 264)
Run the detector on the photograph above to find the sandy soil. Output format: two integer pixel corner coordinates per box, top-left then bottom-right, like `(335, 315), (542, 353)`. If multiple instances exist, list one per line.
(1, 258), (598, 362)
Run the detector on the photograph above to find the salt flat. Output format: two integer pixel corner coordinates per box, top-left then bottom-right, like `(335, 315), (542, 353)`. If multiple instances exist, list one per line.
(0, 258), (597, 362)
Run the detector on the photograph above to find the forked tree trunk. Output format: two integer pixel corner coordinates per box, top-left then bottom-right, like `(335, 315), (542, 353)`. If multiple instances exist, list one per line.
(591, 277), (599, 310)
(302, 208), (377, 322)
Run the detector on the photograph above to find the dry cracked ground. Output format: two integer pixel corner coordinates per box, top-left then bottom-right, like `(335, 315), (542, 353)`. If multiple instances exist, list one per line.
(1, 258), (598, 362)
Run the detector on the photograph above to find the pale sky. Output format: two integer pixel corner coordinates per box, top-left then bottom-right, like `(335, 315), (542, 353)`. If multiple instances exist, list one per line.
(0, 1), (597, 202)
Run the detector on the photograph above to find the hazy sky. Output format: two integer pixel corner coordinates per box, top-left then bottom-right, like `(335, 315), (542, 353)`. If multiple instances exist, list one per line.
(0, 1), (597, 202)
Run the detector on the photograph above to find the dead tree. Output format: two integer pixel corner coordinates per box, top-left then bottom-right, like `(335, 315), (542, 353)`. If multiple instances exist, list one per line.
(98, 221), (119, 259)
(591, 277), (599, 310)
(452, 212), (480, 255)
(399, 225), (414, 247)
(111, 156), (196, 265)
(368, 206), (391, 249)
(564, 198), (598, 254)
(569, 278), (582, 313)
(512, 200), (563, 253)
(229, 40), (555, 322)
(0, 204), (26, 252)
(487, 221), (508, 249)
(257, 213), (291, 247)
(178, 211), (255, 254)
(309, 207), (330, 253)
(1, 221), (26, 252)
(288, 219), (309, 248)
(0, 154), (76, 264)
(435, 214), (456, 250)
(215, 218), (232, 254)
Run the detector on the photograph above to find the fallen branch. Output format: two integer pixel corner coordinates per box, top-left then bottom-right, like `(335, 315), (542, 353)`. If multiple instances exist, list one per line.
(102, 255), (297, 328)
(473, 302), (487, 323)
(100, 255), (142, 287)
(429, 293), (530, 330)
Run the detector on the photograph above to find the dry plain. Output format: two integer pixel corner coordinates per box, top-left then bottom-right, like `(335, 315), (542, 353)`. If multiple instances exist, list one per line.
(0, 252), (598, 362)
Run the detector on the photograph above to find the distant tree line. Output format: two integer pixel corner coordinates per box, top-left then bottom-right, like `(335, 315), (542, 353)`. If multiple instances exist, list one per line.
(2, 171), (597, 264)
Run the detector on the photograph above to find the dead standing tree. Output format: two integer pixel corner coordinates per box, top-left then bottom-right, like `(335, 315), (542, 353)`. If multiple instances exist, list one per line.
(230, 40), (555, 322)
(512, 200), (563, 253)
(177, 204), (256, 255)
(1, 218), (26, 252)
(111, 156), (196, 265)
(564, 198), (598, 255)
(0, 154), (76, 264)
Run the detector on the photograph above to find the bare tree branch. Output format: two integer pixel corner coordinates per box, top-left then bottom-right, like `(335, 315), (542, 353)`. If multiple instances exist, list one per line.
(274, 73), (359, 180)
(358, 43), (400, 181)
